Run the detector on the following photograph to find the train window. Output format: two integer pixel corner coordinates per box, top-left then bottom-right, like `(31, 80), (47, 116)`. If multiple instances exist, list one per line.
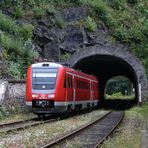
(64, 76), (67, 88)
(71, 78), (73, 88)
(67, 77), (73, 88)
(78, 80), (80, 88)
(80, 81), (81, 89)
(82, 82), (85, 89)
(77, 80), (80, 89)
(32, 68), (58, 90)
(68, 77), (70, 88)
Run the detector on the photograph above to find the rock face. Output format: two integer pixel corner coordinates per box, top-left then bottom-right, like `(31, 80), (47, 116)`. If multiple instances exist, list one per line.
(32, 6), (148, 102)
(33, 7), (90, 61)
(61, 7), (87, 22)
(33, 7), (109, 62)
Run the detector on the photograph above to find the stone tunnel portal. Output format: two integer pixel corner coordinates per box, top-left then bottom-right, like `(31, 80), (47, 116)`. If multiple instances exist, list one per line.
(68, 45), (148, 107)
(72, 55), (138, 103)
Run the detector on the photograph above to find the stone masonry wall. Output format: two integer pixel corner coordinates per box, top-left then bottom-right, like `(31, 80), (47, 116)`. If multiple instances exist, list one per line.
(2, 81), (26, 112)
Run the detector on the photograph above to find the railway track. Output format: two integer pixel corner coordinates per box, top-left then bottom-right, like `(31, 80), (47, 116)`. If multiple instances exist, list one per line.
(41, 111), (124, 148)
(0, 116), (56, 134)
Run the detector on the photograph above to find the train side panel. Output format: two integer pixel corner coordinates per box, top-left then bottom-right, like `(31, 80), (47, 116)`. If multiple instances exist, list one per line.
(26, 66), (32, 107)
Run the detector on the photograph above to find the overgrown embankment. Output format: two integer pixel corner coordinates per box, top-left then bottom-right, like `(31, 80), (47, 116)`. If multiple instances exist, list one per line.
(0, 0), (147, 79)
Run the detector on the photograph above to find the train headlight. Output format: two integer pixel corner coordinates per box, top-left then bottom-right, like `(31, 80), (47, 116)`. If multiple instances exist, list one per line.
(48, 94), (55, 98)
(32, 94), (38, 98)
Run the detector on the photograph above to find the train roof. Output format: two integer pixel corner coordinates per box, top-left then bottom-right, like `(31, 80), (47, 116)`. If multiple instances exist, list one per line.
(31, 62), (98, 81)
(31, 62), (62, 68)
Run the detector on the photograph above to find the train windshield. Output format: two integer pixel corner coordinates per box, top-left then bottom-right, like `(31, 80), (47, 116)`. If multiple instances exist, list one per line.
(32, 68), (58, 90)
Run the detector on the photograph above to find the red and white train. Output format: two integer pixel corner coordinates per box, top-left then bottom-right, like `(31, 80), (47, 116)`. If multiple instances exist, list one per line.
(26, 62), (99, 116)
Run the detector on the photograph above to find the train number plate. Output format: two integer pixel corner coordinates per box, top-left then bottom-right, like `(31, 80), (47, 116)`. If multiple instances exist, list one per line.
(32, 100), (54, 108)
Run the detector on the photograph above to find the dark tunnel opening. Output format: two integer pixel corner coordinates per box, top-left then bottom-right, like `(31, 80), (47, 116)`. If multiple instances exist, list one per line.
(72, 55), (138, 110)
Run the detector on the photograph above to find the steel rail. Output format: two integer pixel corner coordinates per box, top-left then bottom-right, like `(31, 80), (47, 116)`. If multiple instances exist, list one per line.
(0, 117), (38, 128)
(41, 111), (114, 148)
(0, 118), (57, 134)
(94, 111), (124, 147)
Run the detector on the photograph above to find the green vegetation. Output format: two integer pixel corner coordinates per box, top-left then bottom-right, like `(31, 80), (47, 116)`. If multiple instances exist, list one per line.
(127, 103), (148, 123)
(0, 112), (35, 123)
(79, 0), (148, 76)
(106, 76), (135, 97)
(106, 76), (135, 100)
(0, 10), (37, 79)
(0, 106), (8, 120)
(55, 15), (65, 28)
(33, 6), (46, 19)
(85, 16), (97, 32)
(106, 92), (135, 100)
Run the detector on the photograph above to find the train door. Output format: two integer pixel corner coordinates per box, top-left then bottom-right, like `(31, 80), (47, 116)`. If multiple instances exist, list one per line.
(73, 75), (76, 102)
(65, 73), (74, 103)
(90, 81), (93, 101)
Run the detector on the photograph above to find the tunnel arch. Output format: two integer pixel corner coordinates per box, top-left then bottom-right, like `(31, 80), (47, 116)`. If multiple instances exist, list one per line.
(68, 45), (148, 103)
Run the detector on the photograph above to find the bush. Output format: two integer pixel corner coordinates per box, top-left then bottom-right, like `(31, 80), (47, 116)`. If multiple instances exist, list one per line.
(14, 6), (24, 18)
(7, 61), (22, 79)
(114, 25), (129, 42)
(20, 24), (34, 40)
(127, 0), (138, 5)
(85, 16), (97, 32)
(33, 6), (45, 18)
(106, 0), (126, 10)
(0, 11), (33, 40)
(61, 53), (71, 61)
(0, 11), (16, 34)
(0, 106), (9, 119)
(46, 5), (56, 15)
(0, 32), (24, 55)
(55, 15), (65, 28)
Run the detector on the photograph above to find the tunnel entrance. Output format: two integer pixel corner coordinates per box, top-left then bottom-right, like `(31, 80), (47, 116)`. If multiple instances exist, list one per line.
(68, 45), (148, 109)
(72, 55), (138, 108)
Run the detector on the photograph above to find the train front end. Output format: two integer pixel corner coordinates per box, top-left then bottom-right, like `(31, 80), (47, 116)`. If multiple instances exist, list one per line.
(26, 62), (62, 116)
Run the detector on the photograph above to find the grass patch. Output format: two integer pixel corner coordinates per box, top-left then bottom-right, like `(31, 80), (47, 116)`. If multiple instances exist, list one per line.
(126, 104), (148, 123)
(55, 15), (65, 28)
(0, 106), (8, 120)
(85, 16), (97, 32)
(101, 129), (141, 148)
(106, 92), (135, 100)
(0, 112), (35, 124)
(33, 6), (46, 19)
(0, 31), (38, 78)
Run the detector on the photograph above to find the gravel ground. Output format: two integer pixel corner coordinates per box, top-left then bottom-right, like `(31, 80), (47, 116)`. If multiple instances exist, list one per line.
(0, 110), (109, 148)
